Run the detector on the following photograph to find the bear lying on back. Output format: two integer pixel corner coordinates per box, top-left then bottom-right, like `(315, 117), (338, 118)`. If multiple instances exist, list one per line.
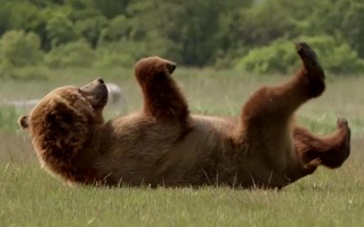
(19, 42), (351, 189)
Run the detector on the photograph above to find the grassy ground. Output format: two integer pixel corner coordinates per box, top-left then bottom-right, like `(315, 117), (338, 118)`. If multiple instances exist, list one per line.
(1, 68), (364, 226)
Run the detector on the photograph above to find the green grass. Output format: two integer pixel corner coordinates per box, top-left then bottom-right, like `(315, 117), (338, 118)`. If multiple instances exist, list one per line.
(1, 68), (364, 226)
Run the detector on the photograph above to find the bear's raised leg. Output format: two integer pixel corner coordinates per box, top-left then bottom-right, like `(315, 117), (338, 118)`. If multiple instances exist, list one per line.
(282, 117), (351, 184)
(134, 56), (190, 123)
(235, 42), (327, 177)
(240, 42), (325, 125)
(237, 42), (325, 144)
(292, 116), (351, 173)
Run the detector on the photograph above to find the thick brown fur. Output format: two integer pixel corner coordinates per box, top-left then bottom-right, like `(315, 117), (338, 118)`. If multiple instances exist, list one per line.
(19, 45), (351, 189)
(133, 56), (191, 138)
(134, 56), (189, 121)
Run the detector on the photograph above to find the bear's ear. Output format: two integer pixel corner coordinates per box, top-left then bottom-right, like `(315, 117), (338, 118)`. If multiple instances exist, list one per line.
(18, 115), (29, 129)
(166, 61), (177, 74)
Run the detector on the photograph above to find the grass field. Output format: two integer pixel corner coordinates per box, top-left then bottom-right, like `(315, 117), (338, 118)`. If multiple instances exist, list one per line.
(1, 68), (364, 226)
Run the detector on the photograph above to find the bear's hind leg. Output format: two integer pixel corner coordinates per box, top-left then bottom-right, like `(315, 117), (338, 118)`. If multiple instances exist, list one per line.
(295, 116), (351, 169)
(286, 116), (351, 183)
(241, 42), (326, 124)
(234, 42), (327, 176)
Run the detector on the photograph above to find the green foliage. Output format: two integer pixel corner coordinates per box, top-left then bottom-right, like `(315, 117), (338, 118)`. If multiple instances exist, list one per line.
(235, 40), (296, 75)
(341, 1), (364, 58)
(74, 15), (108, 48)
(235, 36), (364, 75)
(45, 10), (80, 47)
(0, 30), (43, 67)
(0, 0), (363, 75)
(99, 15), (130, 43)
(95, 35), (173, 68)
(93, 0), (130, 19)
(0, 30), (47, 81)
(45, 40), (96, 68)
(6, 1), (45, 33)
(94, 41), (135, 68)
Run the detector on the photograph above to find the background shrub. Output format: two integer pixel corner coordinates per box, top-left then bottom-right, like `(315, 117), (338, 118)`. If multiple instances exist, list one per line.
(44, 40), (96, 68)
(234, 35), (364, 75)
(0, 30), (46, 81)
(0, 0), (363, 78)
(0, 30), (43, 68)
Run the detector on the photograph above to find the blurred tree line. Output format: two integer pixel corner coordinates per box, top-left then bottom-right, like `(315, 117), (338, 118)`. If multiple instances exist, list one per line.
(0, 0), (364, 80)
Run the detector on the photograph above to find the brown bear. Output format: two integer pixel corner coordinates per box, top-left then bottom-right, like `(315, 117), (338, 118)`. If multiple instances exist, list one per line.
(18, 42), (351, 189)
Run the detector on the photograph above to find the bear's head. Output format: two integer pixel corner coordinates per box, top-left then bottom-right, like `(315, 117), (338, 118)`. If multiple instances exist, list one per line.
(18, 77), (108, 161)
